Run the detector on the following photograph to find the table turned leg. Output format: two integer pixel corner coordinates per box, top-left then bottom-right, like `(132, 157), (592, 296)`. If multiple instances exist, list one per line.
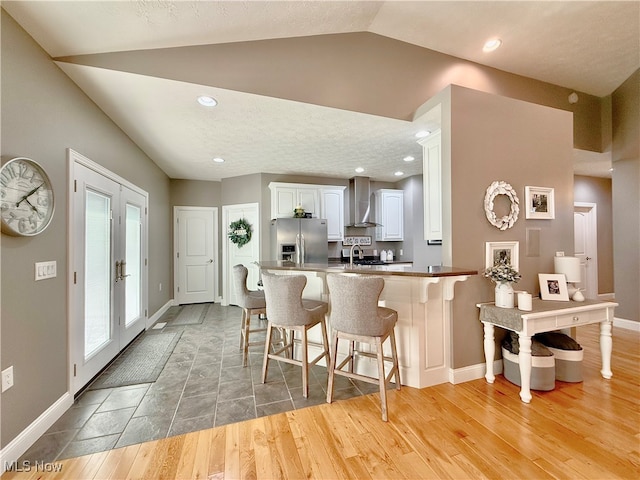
(518, 334), (533, 403)
(599, 321), (613, 379)
(482, 322), (495, 383)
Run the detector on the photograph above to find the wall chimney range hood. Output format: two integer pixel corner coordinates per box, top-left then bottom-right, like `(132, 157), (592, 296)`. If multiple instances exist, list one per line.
(347, 176), (380, 228)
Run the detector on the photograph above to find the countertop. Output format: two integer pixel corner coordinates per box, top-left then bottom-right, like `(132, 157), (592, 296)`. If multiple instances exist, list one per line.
(259, 261), (477, 278)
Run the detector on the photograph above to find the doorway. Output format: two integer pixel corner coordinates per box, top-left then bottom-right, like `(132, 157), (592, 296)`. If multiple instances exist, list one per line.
(173, 206), (218, 305)
(574, 202), (598, 299)
(222, 203), (260, 306)
(69, 150), (148, 394)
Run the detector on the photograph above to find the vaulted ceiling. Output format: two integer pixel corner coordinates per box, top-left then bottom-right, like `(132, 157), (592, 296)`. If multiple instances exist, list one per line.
(4, 1), (638, 181)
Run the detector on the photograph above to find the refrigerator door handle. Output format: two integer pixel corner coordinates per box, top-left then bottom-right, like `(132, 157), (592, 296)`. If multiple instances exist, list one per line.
(300, 234), (305, 263)
(295, 233), (301, 263)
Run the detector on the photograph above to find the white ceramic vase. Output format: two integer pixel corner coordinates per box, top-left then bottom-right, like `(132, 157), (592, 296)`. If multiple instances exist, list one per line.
(495, 281), (515, 308)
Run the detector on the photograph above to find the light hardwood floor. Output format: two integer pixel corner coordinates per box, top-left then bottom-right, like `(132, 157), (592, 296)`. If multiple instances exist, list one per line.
(3, 323), (638, 480)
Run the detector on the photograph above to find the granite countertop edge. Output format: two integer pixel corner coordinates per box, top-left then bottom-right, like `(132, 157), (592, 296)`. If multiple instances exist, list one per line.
(259, 261), (478, 278)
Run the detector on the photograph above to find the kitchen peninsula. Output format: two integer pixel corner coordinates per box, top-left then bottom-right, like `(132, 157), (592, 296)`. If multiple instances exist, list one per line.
(259, 261), (477, 388)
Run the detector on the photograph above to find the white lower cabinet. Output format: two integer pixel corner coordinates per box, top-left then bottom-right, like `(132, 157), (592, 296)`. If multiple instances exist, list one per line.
(375, 189), (404, 241)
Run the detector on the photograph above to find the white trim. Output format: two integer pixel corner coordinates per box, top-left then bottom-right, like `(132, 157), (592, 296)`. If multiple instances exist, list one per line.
(449, 360), (502, 384)
(0, 393), (73, 474)
(67, 148), (149, 394)
(614, 317), (640, 332)
(598, 293), (615, 301)
(146, 299), (174, 330)
(172, 206), (219, 305)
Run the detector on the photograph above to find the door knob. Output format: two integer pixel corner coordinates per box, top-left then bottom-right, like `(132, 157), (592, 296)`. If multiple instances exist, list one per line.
(586, 257), (592, 261)
(208, 259), (213, 263)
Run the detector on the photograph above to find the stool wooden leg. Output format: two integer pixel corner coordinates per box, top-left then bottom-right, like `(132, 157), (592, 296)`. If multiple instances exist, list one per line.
(390, 329), (401, 390)
(301, 327), (309, 398)
(239, 309), (247, 350)
(326, 330), (339, 404)
(243, 311), (252, 367)
(320, 317), (330, 363)
(261, 322), (273, 384)
(375, 336), (388, 422)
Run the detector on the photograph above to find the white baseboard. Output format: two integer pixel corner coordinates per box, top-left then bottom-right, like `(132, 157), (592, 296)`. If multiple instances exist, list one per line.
(614, 316), (640, 332)
(450, 360), (502, 384)
(0, 392), (73, 474)
(145, 299), (174, 329)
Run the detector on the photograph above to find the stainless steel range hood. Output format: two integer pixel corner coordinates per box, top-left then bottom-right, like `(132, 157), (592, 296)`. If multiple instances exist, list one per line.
(347, 176), (380, 228)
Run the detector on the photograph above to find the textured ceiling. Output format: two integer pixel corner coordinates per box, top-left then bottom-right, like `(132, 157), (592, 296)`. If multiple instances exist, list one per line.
(5, 1), (638, 181)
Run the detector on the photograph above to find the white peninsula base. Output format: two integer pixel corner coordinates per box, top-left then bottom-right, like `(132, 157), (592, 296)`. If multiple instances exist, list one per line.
(261, 264), (472, 389)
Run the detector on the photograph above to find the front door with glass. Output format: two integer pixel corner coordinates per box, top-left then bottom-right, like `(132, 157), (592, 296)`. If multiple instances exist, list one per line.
(72, 161), (147, 393)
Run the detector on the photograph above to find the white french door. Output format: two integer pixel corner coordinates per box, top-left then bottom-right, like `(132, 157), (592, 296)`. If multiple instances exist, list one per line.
(71, 154), (148, 393)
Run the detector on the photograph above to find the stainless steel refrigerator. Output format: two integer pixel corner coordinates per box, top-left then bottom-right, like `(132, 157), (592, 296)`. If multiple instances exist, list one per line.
(271, 218), (328, 264)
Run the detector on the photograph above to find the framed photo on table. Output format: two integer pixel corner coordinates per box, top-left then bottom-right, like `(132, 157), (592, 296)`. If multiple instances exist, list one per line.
(525, 186), (555, 219)
(538, 273), (569, 301)
(485, 241), (519, 270)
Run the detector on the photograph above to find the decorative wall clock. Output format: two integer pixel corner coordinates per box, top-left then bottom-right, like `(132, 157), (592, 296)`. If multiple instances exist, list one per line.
(1, 157), (55, 236)
(484, 180), (519, 230)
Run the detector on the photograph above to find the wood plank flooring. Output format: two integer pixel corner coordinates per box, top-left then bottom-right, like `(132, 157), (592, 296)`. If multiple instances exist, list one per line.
(3, 323), (638, 479)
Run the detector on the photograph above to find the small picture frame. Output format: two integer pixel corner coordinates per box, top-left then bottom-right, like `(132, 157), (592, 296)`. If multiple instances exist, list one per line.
(525, 186), (555, 219)
(538, 273), (569, 301)
(485, 241), (519, 270)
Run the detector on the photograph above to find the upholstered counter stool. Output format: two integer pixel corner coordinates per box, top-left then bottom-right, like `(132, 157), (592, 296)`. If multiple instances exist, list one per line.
(261, 273), (330, 398)
(326, 274), (400, 421)
(233, 264), (267, 367)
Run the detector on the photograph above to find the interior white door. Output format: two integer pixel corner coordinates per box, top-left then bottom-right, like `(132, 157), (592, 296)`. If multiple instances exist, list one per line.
(574, 203), (598, 299)
(72, 161), (148, 393)
(222, 203), (260, 306)
(175, 207), (216, 304)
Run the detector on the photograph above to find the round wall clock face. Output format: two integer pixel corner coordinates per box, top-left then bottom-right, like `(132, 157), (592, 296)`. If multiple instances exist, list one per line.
(1, 157), (55, 236)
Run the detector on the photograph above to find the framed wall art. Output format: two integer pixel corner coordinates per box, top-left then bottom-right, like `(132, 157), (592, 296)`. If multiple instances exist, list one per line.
(485, 241), (519, 270)
(525, 186), (555, 219)
(538, 273), (569, 301)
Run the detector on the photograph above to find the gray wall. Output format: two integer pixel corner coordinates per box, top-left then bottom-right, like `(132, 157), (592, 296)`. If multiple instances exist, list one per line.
(446, 86), (574, 368)
(611, 69), (640, 322)
(574, 175), (614, 294)
(1, 10), (172, 448)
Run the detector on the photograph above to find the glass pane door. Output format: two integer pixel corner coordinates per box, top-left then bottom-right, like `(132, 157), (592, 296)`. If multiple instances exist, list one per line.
(84, 190), (113, 358)
(125, 203), (141, 326)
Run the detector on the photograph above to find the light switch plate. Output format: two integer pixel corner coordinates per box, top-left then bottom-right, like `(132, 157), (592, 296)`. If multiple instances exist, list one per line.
(2, 366), (14, 392)
(35, 261), (57, 281)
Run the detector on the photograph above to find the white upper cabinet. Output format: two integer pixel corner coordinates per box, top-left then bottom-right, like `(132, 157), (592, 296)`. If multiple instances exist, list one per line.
(319, 187), (346, 241)
(375, 189), (404, 241)
(419, 130), (442, 242)
(269, 183), (345, 240)
(269, 183), (321, 218)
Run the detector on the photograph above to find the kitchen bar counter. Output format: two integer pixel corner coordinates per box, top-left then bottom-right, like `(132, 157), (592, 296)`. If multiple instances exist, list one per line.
(259, 261), (477, 278)
(259, 261), (477, 388)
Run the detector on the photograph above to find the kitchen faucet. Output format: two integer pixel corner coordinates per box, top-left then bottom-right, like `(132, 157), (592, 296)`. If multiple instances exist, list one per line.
(349, 242), (363, 268)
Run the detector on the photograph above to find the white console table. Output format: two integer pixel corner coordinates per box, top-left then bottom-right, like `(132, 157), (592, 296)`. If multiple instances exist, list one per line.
(478, 299), (618, 403)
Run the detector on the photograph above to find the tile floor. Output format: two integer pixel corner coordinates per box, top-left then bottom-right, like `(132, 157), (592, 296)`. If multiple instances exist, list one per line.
(20, 303), (378, 463)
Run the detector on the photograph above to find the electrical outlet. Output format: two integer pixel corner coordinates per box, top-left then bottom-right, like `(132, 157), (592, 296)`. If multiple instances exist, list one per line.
(555, 251), (565, 257)
(2, 366), (14, 392)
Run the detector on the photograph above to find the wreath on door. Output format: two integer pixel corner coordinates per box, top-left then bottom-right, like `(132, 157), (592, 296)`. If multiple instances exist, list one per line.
(228, 218), (253, 247)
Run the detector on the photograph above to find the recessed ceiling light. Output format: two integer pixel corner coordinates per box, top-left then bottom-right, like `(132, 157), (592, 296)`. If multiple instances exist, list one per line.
(212, 157), (225, 163)
(415, 130), (430, 139)
(394, 171), (404, 177)
(483, 38), (502, 52)
(403, 156), (415, 162)
(197, 95), (218, 107)
(355, 167), (365, 173)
